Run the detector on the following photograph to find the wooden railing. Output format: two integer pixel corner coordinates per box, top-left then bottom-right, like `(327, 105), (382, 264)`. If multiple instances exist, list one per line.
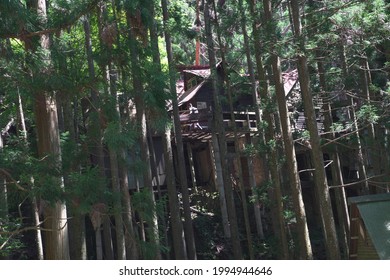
(178, 109), (258, 132)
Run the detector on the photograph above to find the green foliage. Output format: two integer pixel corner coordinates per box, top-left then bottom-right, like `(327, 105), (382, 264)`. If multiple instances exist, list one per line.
(296, 130), (310, 141)
(60, 131), (83, 171)
(66, 167), (108, 215)
(283, 208), (296, 224)
(1, 132), (101, 211)
(167, 0), (193, 34)
(192, 214), (230, 259)
(132, 188), (169, 258)
(251, 236), (274, 259)
(167, 0), (197, 64)
(48, 0), (103, 31)
(242, 143), (257, 157)
(356, 104), (379, 124)
(103, 121), (138, 151)
(250, 181), (272, 206)
(253, 127), (281, 155)
(191, 188), (220, 216)
(132, 188), (157, 225)
(0, 1), (32, 39)
(0, 217), (25, 258)
(330, 122), (345, 133)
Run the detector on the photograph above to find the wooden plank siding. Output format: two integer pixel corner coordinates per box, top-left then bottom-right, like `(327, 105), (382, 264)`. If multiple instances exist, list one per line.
(349, 200), (380, 260)
(357, 228), (379, 260)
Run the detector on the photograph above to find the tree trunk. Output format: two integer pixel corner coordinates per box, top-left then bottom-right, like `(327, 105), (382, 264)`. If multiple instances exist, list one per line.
(234, 7), (266, 237)
(108, 147), (126, 260)
(323, 103), (350, 258)
(163, 127), (187, 259)
(289, 0), (340, 259)
(239, 0), (289, 259)
(187, 143), (198, 192)
(339, 42), (370, 195)
(227, 90), (255, 260)
(53, 29), (88, 260)
(97, 3), (127, 260)
(110, 0), (139, 260)
(35, 93), (70, 260)
(120, 155), (138, 260)
(204, 0), (242, 259)
(384, 128), (390, 193)
(260, 0), (313, 259)
(126, 8), (160, 259)
(350, 100), (370, 194)
(315, 42), (350, 258)
(359, 54), (381, 193)
(210, 0), (254, 259)
(161, 0), (197, 259)
(146, 1), (185, 258)
(102, 217), (114, 259)
(209, 137), (231, 238)
(0, 125), (8, 260)
(238, 2), (260, 243)
(83, 15), (115, 260)
(246, 145), (265, 239)
(17, 91), (45, 260)
(34, 0), (70, 260)
(62, 103), (87, 260)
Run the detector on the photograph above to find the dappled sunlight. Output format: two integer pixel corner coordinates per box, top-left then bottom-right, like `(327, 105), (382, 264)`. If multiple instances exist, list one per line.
(385, 221), (390, 232)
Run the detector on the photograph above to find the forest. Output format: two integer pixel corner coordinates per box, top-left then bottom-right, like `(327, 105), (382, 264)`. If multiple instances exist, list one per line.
(0, 0), (389, 260)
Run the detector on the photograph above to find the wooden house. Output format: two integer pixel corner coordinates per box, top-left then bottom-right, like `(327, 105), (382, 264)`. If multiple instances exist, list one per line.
(348, 193), (390, 259)
(170, 63), (368, 237)
(170, 64), (300, 192)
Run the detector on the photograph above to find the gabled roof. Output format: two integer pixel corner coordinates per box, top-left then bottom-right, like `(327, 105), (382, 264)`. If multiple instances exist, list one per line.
(170, 65), (299, 111)
(166, 80), (206, 111)
(183, 68), (211, 79)
(178, 80), (206, 107)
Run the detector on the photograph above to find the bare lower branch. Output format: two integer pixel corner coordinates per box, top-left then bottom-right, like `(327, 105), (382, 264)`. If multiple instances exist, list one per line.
(329, 174), (386, 189)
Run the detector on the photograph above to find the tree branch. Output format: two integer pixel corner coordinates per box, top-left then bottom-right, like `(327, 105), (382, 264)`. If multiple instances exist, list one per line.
(328, 174), (386, 189)
(0, 169), (27, 192)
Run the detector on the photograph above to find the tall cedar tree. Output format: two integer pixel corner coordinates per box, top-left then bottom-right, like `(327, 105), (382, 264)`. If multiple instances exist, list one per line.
(212, 0), (255, 259)
(289, 0), (340, 259)
(306, 0), (350, 257)
(204, 0), (243, 259)
(239, 0), (289, 259)
(34, 0), (70, 260)
(125, 5), (161, 259)
(161, 0), (197, 260)
(261, 0), (313, 259)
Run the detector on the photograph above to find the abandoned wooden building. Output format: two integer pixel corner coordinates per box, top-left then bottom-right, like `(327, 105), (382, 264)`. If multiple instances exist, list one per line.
(125, 59), (388, 260)
(163, 62), (385, 250)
